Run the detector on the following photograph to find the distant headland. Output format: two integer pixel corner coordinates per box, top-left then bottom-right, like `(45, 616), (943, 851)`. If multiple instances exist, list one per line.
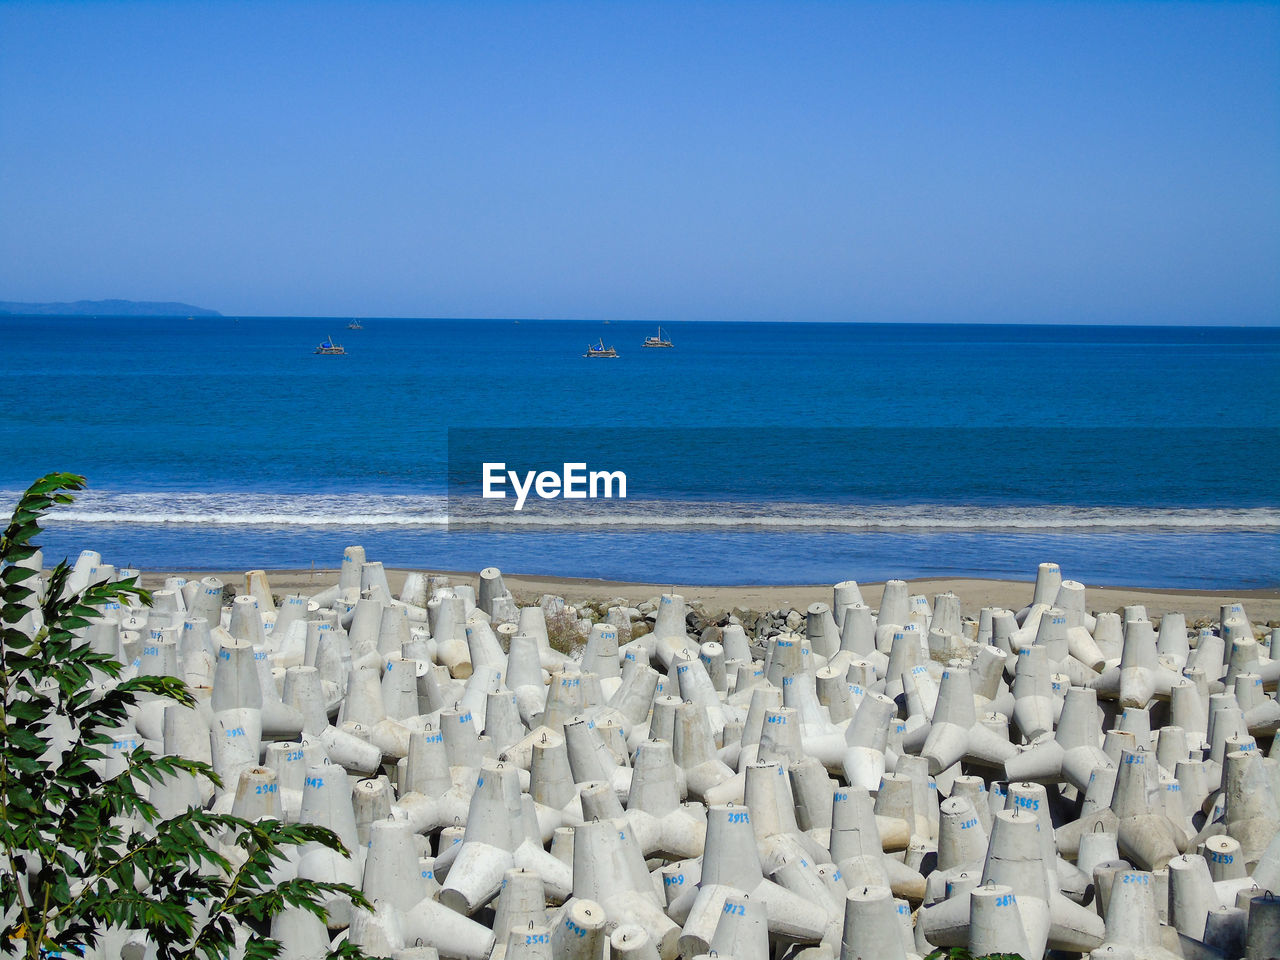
(0, 299), (222, 317)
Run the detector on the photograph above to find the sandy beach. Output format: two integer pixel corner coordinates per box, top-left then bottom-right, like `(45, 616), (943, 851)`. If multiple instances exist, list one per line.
(140, 567), (1280, 625)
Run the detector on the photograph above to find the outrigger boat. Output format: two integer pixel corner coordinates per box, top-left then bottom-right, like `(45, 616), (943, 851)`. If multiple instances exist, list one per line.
(583, 338), (618, 358)
(642, 325), (673, 348)
(314, 335), (346, 355)
(346, 319), (363, 330)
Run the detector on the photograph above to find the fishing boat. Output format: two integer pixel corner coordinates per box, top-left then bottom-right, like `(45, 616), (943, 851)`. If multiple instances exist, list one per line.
(314, 335), (346, 355)
(347, 319), (363, 330)
(642, 325), (673, 348)
(583, 338), (618, 358)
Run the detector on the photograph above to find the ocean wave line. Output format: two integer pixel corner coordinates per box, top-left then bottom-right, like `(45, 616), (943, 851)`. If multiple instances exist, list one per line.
(30, 497), (1280, 532)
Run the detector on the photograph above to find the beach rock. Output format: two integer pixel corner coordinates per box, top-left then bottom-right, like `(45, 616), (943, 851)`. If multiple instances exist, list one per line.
(686, 607), (719, 635)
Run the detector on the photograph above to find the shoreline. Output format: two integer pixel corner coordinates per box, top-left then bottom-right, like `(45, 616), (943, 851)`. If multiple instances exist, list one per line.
(139, 567), (1280, 623)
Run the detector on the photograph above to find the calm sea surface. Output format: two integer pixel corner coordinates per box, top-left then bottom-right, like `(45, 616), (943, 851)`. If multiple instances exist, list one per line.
(1, 317), (1276, 587)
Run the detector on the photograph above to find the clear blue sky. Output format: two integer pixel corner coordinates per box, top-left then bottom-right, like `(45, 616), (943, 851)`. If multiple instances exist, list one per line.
(1, 1), (1277, 323)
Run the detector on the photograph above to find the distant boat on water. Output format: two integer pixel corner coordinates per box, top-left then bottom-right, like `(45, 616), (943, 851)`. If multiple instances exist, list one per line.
(347, 319), (363, 330)
(314, 335), (346, 355)
(583, 338), (618, 358)
(643, 325), (673, 348)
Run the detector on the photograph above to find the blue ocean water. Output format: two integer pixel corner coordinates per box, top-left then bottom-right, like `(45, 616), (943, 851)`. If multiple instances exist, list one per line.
(0, 316), (1276, 587)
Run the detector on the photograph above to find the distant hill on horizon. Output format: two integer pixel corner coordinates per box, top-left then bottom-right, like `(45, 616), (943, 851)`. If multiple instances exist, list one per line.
(0, 299), (221, 317)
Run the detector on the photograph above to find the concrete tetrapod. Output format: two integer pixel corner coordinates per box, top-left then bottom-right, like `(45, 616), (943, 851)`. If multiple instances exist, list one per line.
(838, 884), (917, 960)
(921, 661), (1018, 775)
(490, 868), (546, 960)
(928, 806), (1104, 956)
(295, 762), (363, 930)
(828, 785), (921, 900)
(624, 739), (706, 860)
(569, 817), (680, 959)
(676, 804), (829, 957)
(1112, 747), (1189, 871)
(1090, 869), (1183, 960)
(707, 891), (769, 960)
(438, 759), (524, 915)
(361, 819), (494, 960)
(1005, 685), (1113, 792)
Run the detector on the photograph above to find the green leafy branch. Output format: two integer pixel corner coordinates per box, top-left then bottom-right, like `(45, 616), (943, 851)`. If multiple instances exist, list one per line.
(0, 473), (369, 959)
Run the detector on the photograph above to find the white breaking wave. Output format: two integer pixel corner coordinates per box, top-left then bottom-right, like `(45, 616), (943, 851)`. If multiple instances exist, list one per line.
(14, 489), (1279, 533)
(30, 491), (451, 526)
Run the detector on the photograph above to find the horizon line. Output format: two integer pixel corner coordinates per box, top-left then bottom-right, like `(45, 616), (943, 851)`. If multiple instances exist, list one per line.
(2, 312), (1278, 328)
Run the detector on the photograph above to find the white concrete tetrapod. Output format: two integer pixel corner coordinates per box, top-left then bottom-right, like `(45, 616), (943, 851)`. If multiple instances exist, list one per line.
(677, 804), (829, 957)
(570, 817), (680, 959)
(438, 759), (521, 915)
(922, 661), (1017, 775)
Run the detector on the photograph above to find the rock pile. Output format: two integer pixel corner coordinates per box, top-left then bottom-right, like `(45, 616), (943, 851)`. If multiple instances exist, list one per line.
(35, 551), (1280, 959)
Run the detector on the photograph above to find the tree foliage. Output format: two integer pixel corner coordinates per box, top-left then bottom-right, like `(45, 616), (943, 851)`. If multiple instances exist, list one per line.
(0, 473), (368, 959)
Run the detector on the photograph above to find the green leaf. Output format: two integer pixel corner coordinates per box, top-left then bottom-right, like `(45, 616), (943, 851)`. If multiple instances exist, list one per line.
(1, 565), (37, 585)
(0, 473), (374, 960)
(25, 473), (87, 496)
